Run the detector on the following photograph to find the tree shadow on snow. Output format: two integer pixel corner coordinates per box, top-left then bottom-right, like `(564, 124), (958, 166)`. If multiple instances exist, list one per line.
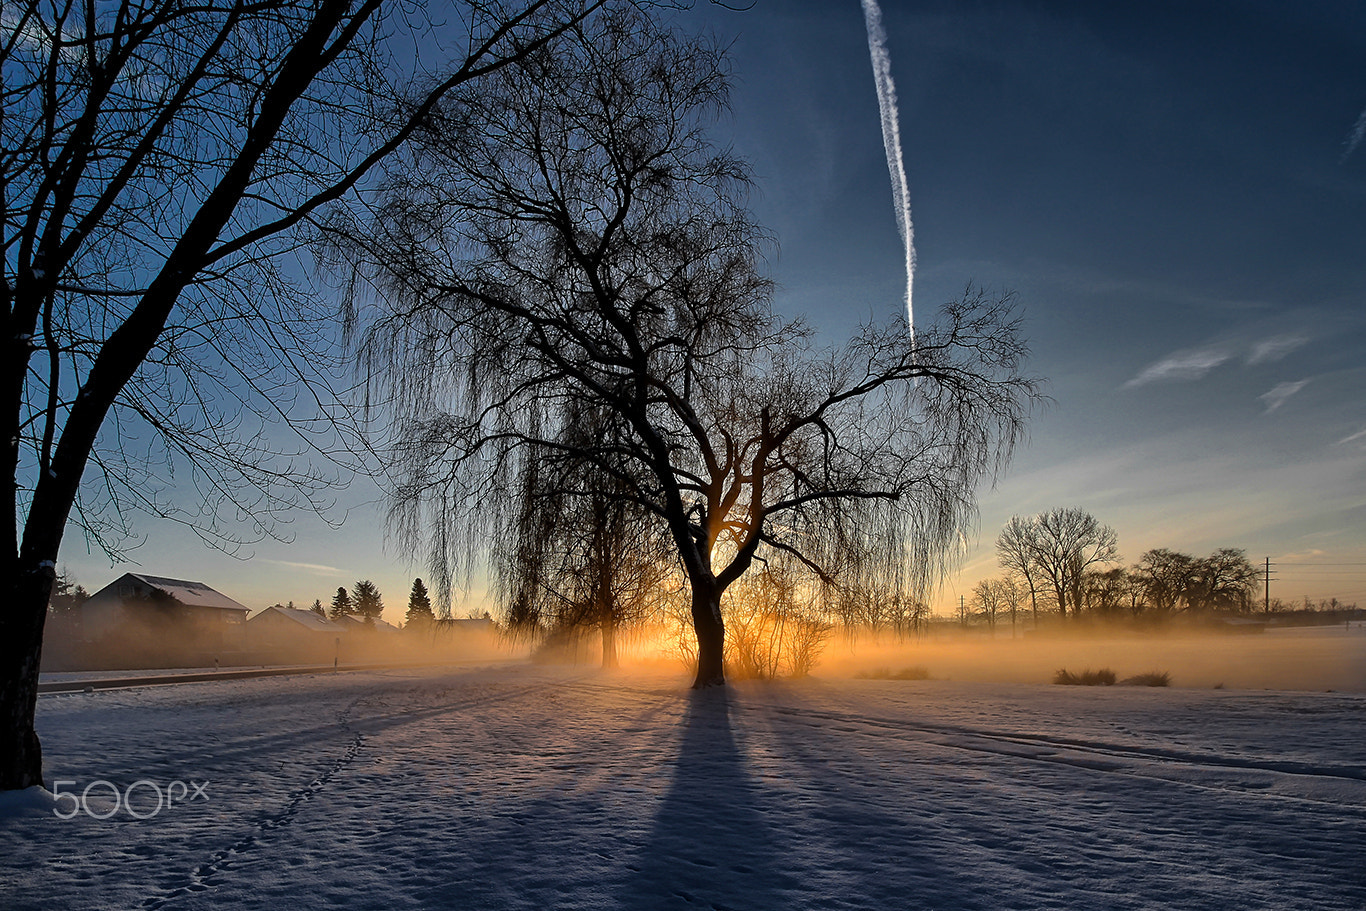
(615, 687), (799, 911)
(758, 686), (991, 911)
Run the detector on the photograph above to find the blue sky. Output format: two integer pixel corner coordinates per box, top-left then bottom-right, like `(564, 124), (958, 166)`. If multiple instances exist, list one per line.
(62, 0), (1366, 618)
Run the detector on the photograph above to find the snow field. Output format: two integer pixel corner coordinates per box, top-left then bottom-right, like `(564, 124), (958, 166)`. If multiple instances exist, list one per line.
(2, 663), (1363, 910)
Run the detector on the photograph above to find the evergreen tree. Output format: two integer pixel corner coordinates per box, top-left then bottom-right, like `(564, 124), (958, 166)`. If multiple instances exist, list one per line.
(310, 599), (326, 618)
(352, 580), (384, 626)
(48, 569), (90, 614)
(329, 587), (352, 620)
(406, 578), (436, 631)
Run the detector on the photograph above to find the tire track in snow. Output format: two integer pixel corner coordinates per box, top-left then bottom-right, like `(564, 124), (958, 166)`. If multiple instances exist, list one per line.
(139, 672), (585, 909)
(513, 677), (1366, 807)
(760, 697), (1366, 808)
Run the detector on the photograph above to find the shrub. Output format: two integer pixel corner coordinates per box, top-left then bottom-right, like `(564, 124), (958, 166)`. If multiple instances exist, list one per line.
(1053, 667), (1116, 686)
(726, 609), (833, 680)
(1120, 671), (1171, 687)
(855, 666), (931, 681)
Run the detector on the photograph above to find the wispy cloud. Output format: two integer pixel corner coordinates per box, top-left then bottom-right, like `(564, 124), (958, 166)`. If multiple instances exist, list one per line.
(262, 559), (343, 576)
(1342, 105), (1366, 163)
(1259, 379), (1310, 413)
(1336, 427), (1366, 448)
(1247, 333), (1308, 365)
(1127, 330), (1312, 388)
(1124, 346), (1232, 387)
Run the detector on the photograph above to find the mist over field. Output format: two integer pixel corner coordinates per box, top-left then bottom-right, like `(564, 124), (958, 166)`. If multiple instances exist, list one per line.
(821, 626), (1366, 694)
(583, 623), (1366, 695)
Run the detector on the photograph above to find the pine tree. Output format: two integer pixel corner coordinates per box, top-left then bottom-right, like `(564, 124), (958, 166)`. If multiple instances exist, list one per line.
(406, 578), (435, 631)
(310, 599), (326, 618)
(329, 587), (352, 620)
(48, 569), (89, 613)
(352, 580), (383, 626)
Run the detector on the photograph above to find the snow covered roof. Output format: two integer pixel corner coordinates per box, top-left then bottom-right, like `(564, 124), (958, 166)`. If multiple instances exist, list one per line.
(334, 614), (401, 633)
(251, 605), (340, 632)
(436, 617), (499, 631)
(91, 573), (249, 613)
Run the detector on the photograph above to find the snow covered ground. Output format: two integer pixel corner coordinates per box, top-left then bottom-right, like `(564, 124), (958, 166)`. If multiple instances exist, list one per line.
(2, 662), (1364, 910)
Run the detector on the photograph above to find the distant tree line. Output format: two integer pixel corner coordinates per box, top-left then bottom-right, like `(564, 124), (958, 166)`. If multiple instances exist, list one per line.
(975, 507), (1352, 628)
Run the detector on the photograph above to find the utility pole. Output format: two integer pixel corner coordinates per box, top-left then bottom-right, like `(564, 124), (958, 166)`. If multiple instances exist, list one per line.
(1263, 557), (1276, 614)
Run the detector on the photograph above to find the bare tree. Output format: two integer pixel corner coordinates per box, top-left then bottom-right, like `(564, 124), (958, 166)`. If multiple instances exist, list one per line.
(2, 0), (609, 791)
(999, 509), (1118, 621)
(1133, 547), (1257, 616)
(1083, 567), (1130, 619)
(973, 575), (1022, 636)
(996, 514), (1043, 626)
(972, 577), (1002, 633)
(347, 4), (1040, 687)
(1187, 548), (1258, 614)
(723, 553), (832, 679)
(1133, 548), (1192, 617)
(998, 574), (1023, 637)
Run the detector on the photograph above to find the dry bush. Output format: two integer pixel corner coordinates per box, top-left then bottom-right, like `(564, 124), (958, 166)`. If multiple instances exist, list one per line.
(726, 608), (833, 680)
(1120, 671), (1172, 687)
(855, 666), (932, 681)
(1053, 667), (1117, 686)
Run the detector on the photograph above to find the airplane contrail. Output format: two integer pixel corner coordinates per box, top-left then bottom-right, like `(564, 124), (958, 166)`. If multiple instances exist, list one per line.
(861, 0), (916, 334)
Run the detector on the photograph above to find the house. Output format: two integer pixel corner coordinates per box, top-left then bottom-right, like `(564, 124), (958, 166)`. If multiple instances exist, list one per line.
(79, 573), (250, 656)
(248, 605), (345, 644)
(247, 605), (347, 662)
(435, 617), (500, 636)
(333, 613), (402, 636)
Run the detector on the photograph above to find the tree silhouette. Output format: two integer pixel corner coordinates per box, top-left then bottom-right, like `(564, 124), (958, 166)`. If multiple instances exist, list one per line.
(996, 515), (1044, 626)
(329, 587), (353, 621)
(999, 509), (1118, 621)
(405, 578), (435, 631)
(1, 0), (617, 791)
(1134, 547), (1257, 615)
(352, 580), (383, 625)
(349, 6), (1038, 686)
(492, 402), (674, 668)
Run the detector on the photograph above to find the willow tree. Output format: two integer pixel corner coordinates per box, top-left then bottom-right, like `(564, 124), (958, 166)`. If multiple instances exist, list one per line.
(1, 0), (609, 792)
(493, 402), (674, 668)
(347, 3), (1040, 686)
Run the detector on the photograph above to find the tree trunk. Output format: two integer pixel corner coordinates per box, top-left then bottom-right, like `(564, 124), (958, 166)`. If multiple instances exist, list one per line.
(691, 581), (725, 688)
(0, 564), (55, 789)
(600, 604), (619, 670)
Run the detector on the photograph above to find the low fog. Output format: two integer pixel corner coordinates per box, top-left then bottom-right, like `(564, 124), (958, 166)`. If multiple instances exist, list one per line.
(541, 621), (1366, 695)
(819, 625), (1366, 694)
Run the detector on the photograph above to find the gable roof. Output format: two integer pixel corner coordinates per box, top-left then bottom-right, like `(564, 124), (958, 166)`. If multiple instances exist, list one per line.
(90, 573), (248, 613)
(334, 613), (401, 633)
(437, 617), (499, 631)
(251, 605), (340, 632)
